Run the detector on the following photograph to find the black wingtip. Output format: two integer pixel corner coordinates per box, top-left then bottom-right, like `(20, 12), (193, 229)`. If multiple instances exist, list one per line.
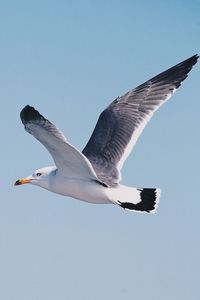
(20, 105), (43, 124)
(170, 53), (199, 74)
(180, 53), (199, 67)
(191, 53), (199, 61)
(176, 54), (199, 73)
(150, 53), (199, 88)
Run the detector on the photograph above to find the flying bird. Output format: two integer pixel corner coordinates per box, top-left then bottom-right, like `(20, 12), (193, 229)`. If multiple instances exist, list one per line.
(15, 54), (198, 213)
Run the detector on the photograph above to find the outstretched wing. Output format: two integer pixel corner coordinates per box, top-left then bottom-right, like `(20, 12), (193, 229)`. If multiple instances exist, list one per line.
(20, 105), (99, 181)
(83, 54), (198, 186)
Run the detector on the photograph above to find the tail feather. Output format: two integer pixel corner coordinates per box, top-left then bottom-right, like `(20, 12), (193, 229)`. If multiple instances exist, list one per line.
(117, 188), (161, 213)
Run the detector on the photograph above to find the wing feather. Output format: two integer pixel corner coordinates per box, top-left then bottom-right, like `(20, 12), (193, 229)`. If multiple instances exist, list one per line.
(83, 54), (199, 186)
(20, 106), (99, 181)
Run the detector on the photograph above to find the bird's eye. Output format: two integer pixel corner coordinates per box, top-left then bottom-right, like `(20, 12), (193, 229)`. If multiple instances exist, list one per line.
(36, 172), (42, 176)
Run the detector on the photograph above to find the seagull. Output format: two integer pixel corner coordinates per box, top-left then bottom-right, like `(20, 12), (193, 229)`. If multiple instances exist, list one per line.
(15, 54), (198, 213)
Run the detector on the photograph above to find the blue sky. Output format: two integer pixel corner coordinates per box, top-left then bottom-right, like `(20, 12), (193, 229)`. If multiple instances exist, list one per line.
(1, 1), (200, 299)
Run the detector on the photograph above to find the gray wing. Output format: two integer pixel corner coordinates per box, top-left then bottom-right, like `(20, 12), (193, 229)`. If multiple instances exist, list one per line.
(82, 54), (199, 186)
(20, 106), (100, 181)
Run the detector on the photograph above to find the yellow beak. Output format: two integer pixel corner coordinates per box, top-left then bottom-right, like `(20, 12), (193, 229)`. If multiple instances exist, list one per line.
(14, 178), (32, 186)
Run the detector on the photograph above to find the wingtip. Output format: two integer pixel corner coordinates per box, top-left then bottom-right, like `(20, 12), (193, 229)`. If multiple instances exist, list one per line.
(20, 105), (42, 124)
(182, 54), (199, 68)
(178, 53), (199, 68)
(189, 53), (199, 64)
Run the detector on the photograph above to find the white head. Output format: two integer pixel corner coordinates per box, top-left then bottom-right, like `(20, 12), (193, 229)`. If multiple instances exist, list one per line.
(14, 166), (57, 190)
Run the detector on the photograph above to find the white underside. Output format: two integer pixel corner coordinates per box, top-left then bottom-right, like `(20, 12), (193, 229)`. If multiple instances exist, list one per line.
(35, 171), (141, 205)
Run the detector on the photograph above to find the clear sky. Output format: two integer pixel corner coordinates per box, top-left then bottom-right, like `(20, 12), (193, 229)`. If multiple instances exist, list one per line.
(1, 1), (200, 299)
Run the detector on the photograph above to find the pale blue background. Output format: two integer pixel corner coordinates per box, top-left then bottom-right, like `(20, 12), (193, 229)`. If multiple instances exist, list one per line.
(1, 1), (200, 299)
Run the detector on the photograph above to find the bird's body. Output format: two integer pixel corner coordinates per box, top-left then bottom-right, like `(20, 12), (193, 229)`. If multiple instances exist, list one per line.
(34, 166), (111, 204)
(19, 165), (148, 206)
(15, 54), (198, 213)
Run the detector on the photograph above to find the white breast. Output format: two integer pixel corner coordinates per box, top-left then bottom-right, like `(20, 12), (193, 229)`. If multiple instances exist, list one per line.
(48, 172), (112, 204)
